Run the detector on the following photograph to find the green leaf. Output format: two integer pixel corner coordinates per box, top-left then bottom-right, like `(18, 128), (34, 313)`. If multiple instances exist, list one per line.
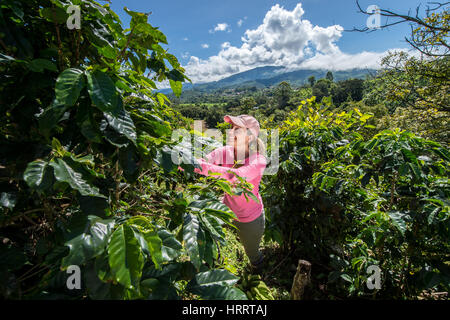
(401, 148), (418, 165)
(199, 214), (226, 245)
(427, 206), (441, 225)
(23, 160), (53, 191)
(189, 269), (239, 287)
(215, 180), (233, 194)
(183, 213), (201, 270)
(169, 79), (182, 97)
(244, 190), (260, 204)
(102, 123), (130, 148)
(432, 148), (450, 162)
(388, 211), (407, 236)
(61, 216), (115, 268)
(187, 269), (246, 300)
(158, 145), (176, 173)
(124, 7), (149, 28)
(165, 54), (180, 69)
(55, 68), (85, 106)
(202, 232), (217, 266)
(40, 7), (68, 24)
(38, 103), (70, 137)
(118, 145), (140, 182)
(143, 229), (163, 269)
(28, 59), (58, 73)
(202, 203), (238, 229)
(168, 69), (185, 82)
(131, 112), (171, 137)
(84, 260), (114, 300)
(340, 274), (353, 283)
(78, 195), (109, 216)
(408, 163), (423, 181)
(126, 217), (164, 268)
(49, 158), (102, 197)
(79, 116), (103, 143)
(86, 70), (121, 115)
(8, 3), (24, 20)
(108, 224), (145, 290)
(198, 285), (248, 300)
(105, 110), (137, 144)
(157, 227), (183, 262)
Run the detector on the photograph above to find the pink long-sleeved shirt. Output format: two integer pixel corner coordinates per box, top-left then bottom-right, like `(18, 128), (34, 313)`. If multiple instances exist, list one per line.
(193, 145), (267, 222)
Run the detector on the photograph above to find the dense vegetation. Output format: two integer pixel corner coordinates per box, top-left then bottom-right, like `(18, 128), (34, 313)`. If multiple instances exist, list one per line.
(0, 0), (257, 300)
(0, 0), (448, 300)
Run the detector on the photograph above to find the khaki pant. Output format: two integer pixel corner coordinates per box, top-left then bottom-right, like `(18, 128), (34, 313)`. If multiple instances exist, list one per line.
(232, 209), (265, 265)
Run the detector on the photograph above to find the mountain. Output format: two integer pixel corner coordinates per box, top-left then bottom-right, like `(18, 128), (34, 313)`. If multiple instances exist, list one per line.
(160, 66), (377, 94)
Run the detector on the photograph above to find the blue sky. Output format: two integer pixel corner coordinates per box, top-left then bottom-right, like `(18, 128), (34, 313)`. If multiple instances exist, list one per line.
(108, 0), (425, 83)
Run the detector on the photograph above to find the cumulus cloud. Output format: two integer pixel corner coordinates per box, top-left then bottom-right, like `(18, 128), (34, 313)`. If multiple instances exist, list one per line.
(237, 17), (247, 27)
(185, 3), (409, 83)
(201, 43), (209, 49)
(209, 23), (231, 33)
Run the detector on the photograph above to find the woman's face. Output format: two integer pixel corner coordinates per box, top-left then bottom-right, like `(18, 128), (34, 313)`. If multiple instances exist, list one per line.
(229, 124), (253, 159)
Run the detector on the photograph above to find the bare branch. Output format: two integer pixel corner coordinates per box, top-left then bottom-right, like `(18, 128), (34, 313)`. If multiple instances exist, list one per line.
(351, 0), (450, 33)
(426, 1), (450, 12)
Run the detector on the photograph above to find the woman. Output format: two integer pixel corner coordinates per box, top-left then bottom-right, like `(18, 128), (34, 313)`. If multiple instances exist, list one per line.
(193, 114), (267, 271)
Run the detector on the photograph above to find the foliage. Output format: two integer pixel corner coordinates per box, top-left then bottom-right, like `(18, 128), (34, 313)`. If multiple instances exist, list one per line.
(236, 272), (275, 300)
(262, 96), (450, 298)
(374, 51), (449, 113)
(363, 51), (449, 144)
(0, 0), (448, 301)
(0, 0), (249, 300)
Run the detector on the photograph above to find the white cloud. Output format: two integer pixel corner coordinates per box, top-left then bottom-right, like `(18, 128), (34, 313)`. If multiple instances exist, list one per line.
(183, 37), (189, 41)
(184, 3), (410, 83)
(209, 23), (230, 33)
(201, 43), (209, 49)
(237, 16), (248, 27)
(182, 51), (190, 59)
(295, 48), (410, 71)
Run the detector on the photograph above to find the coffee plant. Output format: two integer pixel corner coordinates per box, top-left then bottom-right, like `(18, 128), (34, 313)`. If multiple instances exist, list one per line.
(1, 0), (448, 301)
(262, 96), (449, 298)
(0, 0), (254, 299)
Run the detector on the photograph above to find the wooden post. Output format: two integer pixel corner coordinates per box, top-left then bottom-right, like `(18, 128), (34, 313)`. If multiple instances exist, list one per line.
(290, 259), (312, 300)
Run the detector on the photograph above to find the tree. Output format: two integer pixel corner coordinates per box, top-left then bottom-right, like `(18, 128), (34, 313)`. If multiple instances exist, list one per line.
(352, 1), (449, 57)
(312, 79), (332, 102)
(352, 0), (449, 124)
(240, 96), (257, 113)
(289, 86), (313, 107)
(326, 71), (334, 82)
(274, 81), (292, 110)
(331, 79), (365, 106)
(308, 75), (316, 87)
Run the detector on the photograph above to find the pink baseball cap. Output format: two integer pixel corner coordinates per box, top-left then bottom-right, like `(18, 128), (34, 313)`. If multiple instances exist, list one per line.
(224, 114), (260, 137)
